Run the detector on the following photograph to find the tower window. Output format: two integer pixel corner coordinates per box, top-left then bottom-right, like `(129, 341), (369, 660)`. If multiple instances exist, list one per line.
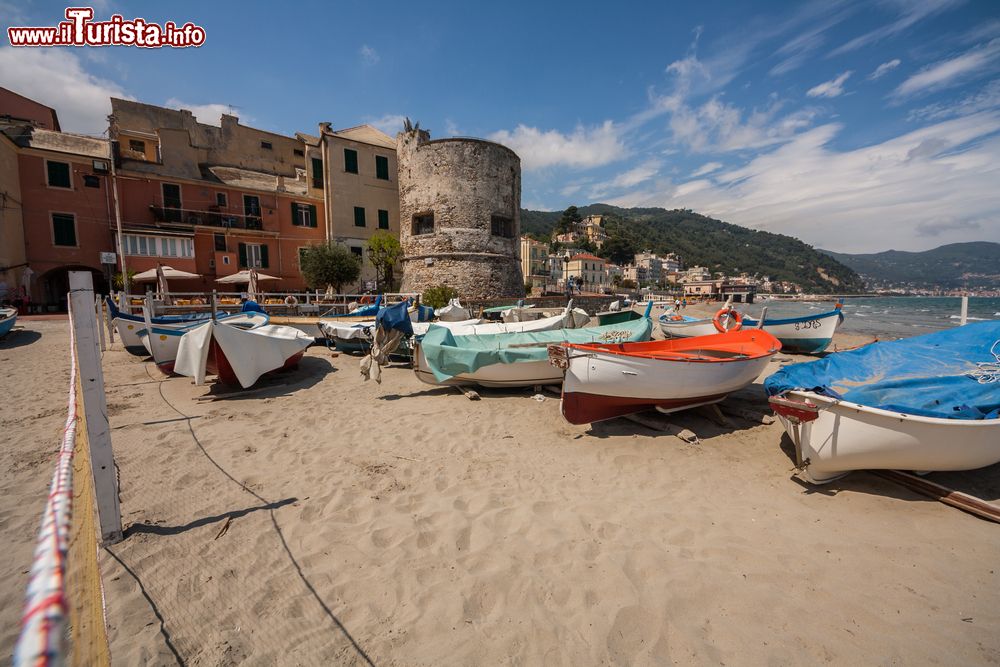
(490, 214), (514, 238)
(412, 212), (434, 235)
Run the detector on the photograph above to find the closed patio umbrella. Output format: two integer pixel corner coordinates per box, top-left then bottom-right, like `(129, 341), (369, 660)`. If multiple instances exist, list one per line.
(246, 269), (259, 301)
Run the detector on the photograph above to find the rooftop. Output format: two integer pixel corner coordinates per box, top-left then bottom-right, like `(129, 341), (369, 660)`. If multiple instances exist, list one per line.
(203, 165), (308, 196)
(0, 124), (108, 159)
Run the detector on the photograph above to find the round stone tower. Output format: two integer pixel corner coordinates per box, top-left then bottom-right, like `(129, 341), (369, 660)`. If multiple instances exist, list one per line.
(396, 127), (524, 299)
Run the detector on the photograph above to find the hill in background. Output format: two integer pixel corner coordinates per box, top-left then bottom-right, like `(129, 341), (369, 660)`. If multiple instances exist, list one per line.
(819, 242), (1000, 290)
(521, 204), (865, 294)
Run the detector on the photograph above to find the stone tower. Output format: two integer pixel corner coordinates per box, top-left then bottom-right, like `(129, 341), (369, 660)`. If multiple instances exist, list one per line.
(396, 126), (524, 299)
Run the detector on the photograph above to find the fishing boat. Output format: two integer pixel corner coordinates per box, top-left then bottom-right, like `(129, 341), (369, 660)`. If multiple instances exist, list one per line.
(413, 317), (652, 388)
(551, 329), (781, 424)
(0, 307), (17, 338)
(742, 305), (843, 354)
(598, 301), (653, 326)
(767, 322), (1000, 484)
(107, 297), (219, 354)
(317, 318), (484, 354)
(659, 303), (843, 354)
(139, 312), (269, 374)
(174, 320), (313, 389)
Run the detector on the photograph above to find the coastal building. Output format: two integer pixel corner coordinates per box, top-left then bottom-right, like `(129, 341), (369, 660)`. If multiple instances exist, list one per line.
(314, 122), (399, 287)
(396, 125), (523, 298)
(579, 215), (608, 248)
(1, 88), (114, 308)
(108, 99), (327, 293)
(519, 235), (550, 290)
(566, 253), (607, 292)
(634, 250), (662, 286)
(682, 266), (712, 282)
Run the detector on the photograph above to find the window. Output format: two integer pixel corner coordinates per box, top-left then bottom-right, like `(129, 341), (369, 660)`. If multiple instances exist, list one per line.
(243, 194), (262, 230)
(375, 155), (390, 180)
(223, 255), (231, 265)
(311, 157), (323, 189)
(47, 160), (71, 188)
(214, 233), (227, 252)
(92, 160), (108, 173)
(412, 212), (434, 235)
(216, 192), (227, 207)
(292, 202), (318, 228)
(122, 234), (193, 258)
(491, 214), (514, 238)
(162, 183), (182, 223)
(52, 213), (76, 246)
(260, 141), (273, 150)
(83, 174), (100, 188)
(377, 209), (389, 230)
(293, 148), (304, 157)
(344, 148), (358, 174)
(239, 242), (269, 269)
(129, 139), (146, 153)
(350, 246), (363, 258)
(354, 206), (366, 227)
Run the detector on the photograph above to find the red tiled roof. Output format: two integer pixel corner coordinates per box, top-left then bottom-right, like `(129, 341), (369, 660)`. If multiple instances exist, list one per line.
(570, 253), (604, 262)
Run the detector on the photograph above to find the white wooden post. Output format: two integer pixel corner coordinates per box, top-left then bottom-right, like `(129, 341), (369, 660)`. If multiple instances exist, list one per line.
(105, 299), (115, 344)
(68, 272), (123, 544)
(960, 295), (968, 326)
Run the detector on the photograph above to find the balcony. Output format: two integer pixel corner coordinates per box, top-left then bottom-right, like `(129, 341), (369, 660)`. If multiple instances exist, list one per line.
(148, 203), (266, 231)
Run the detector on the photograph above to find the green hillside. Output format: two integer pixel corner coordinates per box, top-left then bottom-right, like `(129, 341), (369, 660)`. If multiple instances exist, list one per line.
(522, 204), (865, 294)
(820, 242), (1000, 290)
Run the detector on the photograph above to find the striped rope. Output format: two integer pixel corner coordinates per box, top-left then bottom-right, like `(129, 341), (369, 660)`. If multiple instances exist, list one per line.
(14, 303), (80, 667)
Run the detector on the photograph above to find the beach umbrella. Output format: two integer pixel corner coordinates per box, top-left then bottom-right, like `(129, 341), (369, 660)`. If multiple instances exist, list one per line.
(155, 264), (171, 305)
(215, 270), (279, 284)
(247, 269), (259, 301)
(132, 265), (201, 281)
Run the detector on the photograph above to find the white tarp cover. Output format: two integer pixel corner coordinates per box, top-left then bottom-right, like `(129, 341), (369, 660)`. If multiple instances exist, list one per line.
(435, 298), (472, 322)
(174, 321), (312, 388)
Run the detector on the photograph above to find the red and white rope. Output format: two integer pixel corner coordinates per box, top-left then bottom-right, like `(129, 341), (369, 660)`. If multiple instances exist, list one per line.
(14, 304), (80, 667)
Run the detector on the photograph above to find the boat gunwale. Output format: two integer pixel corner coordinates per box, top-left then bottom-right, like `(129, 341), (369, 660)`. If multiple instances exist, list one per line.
(784, 390), (1000, 426)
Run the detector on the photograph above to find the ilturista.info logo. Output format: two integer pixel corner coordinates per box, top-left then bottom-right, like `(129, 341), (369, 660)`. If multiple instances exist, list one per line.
(7, 7), (206, 48)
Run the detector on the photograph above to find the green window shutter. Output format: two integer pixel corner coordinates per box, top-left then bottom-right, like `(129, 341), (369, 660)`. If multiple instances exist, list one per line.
(378, 209), (389, 229)
(311, 157), (323, 188)
(260, 244), (269, 268)
(308, 204), (318, 228)
(354, 206), (366, 227)
(344, 149), (358, 174)
(376, 155), (389, 180)
(47, 161), (71, 188)
(291, 202), (301, 226)
(52, 214), (76, 246)
(238, 242), (248, 268)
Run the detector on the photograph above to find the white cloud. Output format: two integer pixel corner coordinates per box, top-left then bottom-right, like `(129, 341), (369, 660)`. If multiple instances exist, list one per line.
(908, 79), (1000, 121)
(488, 121), (627, 170)
(830, 0), (964, 56)
(610, 113), (1000, 253)
(164, 99), (241, 126)
(807, 70), (853, 98)
(444, 118), (460, 136)
(892, 38), (1000, 98)
(365, 114), (406, 135)
(691, 161), (724, 177)
(0, 47), (129, 134)
(360, 44), (379, 65)
(668, 96), (818, 153)
(609, 160), (661, 188)
(868, 58), (902, 80)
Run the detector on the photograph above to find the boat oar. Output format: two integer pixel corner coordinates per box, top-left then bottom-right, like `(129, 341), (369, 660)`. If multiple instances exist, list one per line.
(874, 470), (1000, 524)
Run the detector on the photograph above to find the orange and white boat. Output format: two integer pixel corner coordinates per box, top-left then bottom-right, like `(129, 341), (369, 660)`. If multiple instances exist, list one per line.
(550, 330), (781, 424)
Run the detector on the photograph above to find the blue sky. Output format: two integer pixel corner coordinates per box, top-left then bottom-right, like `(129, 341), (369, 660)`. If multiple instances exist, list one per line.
(2, 0), (999, 252)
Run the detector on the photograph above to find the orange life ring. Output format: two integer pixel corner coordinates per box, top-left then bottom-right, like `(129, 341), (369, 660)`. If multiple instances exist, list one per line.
(712, 307), (743, 333)
(360, 295), (374, 305)
(284, 295), (298, 306)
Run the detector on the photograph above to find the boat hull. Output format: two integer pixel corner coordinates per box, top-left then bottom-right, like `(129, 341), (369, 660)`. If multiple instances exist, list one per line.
(414, 351), (561, 388)
(658, 317), (720, 338)
(113, 318), (149, 354)
(207, 339), (306, 387)
(773, 391), (1000, 483)
(560, 344), (774, 424)
(0, 309), (17, 337)
(743, 310), (842, 354)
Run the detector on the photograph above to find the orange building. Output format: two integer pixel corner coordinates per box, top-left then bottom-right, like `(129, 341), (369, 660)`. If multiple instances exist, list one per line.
(109, 99), (326, 294)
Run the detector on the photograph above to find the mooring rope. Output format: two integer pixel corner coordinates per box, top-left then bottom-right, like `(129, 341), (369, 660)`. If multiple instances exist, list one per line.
(967, 339), (1000, 384)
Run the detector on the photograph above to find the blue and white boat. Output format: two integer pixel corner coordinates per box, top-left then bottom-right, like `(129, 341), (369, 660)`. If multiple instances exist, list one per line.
(0, 307), (17, 338)
(107, 297), (221, 354)
(138, 311), (270, 374)
(767, 322), (1000, 483)
(660, 304), (843, 354)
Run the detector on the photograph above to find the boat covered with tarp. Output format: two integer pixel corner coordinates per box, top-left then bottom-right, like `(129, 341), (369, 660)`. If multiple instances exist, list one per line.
(414, 317), (652, 387)
(766, 321), (1000, 483)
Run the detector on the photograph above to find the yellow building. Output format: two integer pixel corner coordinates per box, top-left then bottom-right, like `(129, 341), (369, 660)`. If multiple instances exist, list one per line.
(566, 253), (607, 292)
(519, 235), (549, 287)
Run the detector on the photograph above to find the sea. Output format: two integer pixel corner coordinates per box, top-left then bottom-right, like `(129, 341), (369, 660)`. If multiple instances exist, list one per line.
(744, 296), (1000, 340)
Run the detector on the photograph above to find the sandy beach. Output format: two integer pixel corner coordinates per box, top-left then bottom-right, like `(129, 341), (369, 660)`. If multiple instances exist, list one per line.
(3, 312), (999, 665)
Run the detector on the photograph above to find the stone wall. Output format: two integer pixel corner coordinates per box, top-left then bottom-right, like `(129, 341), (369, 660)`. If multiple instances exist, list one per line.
(397, 130), (524, 299)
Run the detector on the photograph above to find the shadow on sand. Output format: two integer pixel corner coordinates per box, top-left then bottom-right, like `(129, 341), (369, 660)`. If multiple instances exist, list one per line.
(200, 355), (337, 400)
(0, 328), (41, 349)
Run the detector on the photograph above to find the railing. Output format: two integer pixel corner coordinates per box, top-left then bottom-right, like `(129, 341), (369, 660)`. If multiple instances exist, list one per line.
(118, 291), (420, 317)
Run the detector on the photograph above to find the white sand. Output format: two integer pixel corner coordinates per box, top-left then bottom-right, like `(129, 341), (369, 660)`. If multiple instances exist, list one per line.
(2, 317), (999, 665)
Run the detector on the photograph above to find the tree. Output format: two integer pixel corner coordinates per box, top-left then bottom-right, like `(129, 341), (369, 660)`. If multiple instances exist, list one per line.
(556, 205), (582, 234)
(299, 243), (361, 293)
(601, 235), (636, 266)
(620, 278), (637, 289)
(112, 269), (136, 291)
(611, 274), (623, 288)
(422, 285), (457, 309)
(365, 231), (403, 291)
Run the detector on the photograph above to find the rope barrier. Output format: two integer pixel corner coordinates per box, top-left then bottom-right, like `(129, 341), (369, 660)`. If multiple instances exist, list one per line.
(14, 303), (80, 666)
(967, 339), (1000, 384)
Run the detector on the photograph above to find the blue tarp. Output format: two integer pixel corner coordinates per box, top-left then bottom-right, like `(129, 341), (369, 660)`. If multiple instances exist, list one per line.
(764, 321), (1000, 420)
(377, 300), (413, 336)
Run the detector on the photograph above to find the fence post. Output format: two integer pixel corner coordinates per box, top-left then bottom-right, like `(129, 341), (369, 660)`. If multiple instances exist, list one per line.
(960, 295), (968, 326)
(95, 294), (106, 352)
(105, 299), (115, 344)
(68, 272), (123, 545)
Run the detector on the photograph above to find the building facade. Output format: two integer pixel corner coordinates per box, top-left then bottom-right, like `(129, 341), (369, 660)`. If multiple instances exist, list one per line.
(397, 127), (523, 299)
(566, 253), (607, 292)
(109, 98), (327, 293)
(519, 235), (550, 289)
